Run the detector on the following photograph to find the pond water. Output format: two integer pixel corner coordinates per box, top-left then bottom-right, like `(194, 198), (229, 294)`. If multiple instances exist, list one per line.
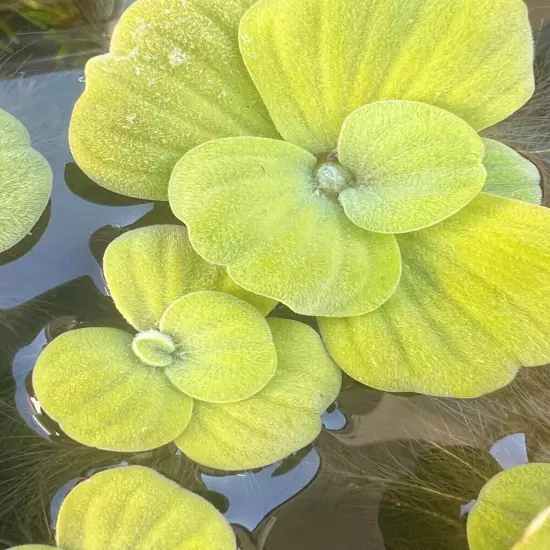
(1, 2), (550, 549)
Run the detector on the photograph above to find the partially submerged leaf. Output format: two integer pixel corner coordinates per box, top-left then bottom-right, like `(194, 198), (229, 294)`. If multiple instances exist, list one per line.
(467, 463), (550, 550)
(482, 139), (541, 204)
(70, 0), (278, 200)
(239, 0), (533, 153)
(319, 193), (550, 397)
(175, 318), (341, 470)
(338, 101), (485, 233)
(0, 108), (52, 253)
(56, 466), (236, 549)
(169, 137), (401, 317)
(33, 328), (194, 451)
(161, 291), (278, 403)
(103, 224), (276, 331)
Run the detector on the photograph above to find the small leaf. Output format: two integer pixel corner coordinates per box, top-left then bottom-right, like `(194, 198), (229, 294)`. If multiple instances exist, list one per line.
(337, 101), (485, 233)
(33, 327), (194, 451)
(161, 291), (278, 403)
(467, 463), (550, 550)
(0, 108), (52, 253)
(319, 193), (550, 397)
(56, 466), (236, 549)
(175, 318), (341, 470)
(169, 137), (401, 317)
(69, 0), (278, 200)
(239, 0), (533, 153)
(482, 139), (542, 204)
(103, 224), (276, 331)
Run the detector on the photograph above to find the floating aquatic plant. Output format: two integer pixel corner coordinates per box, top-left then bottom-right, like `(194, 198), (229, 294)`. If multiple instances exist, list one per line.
(8, 465), (236, 550)
(68, 0), (550, 398)
(467, 463), (550, 550)
(32, 225), (341, 470)
(0, 108), (52, 254)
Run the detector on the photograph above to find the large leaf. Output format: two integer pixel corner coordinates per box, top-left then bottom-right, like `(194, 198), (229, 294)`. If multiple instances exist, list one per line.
(56, 466), (236, 550)
(169, 137), (401, 317)
(69, 0), (278, 200)
(337, 101), (485, 233)
(482, 139), (542, 204)
(467, 464), (550, 550)
(0, 108), (52, 253)
(175, 318), (341, 470)
(103, 224), (276, 331)
(239, 0), (533, 153)
(319, 193), (550, 398)
(33, 328), (194, 451)
(160, 291), (277, 403)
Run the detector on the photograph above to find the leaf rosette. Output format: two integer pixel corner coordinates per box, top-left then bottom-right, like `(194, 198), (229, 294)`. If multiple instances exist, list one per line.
(69, 0), (550, 397)
(33, 225), (341, 470)
(8, 465), (236, 550)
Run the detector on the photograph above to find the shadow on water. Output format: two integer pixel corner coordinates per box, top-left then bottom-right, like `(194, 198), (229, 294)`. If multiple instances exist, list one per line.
(1, 2), (550, 550)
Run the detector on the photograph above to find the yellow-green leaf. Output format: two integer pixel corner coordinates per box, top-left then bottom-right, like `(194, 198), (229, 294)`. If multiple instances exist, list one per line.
(69, 0), (278, 200)
(467, 464), (550, 550)
(33, 328), (194, 451)
(56, 466), (236, 550)
(169, 137), (401, 317)
(338, 101), (485, 233)
(239, 0), (533, 153)
(8, 547), (56, 549)
(175, 318), (341, 470)
(482, 138), (541, 204)
(161, 291), (277, 403)
(319, 193), (550, 398)
(103, 224), (276, 331)
(0, 108), (52, 253)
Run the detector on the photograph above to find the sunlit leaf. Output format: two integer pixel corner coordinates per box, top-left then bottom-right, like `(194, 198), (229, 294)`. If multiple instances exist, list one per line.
(69, 0), (278, 200)
(337, 101), (485, 233)
(0, 108), (52, 253)
(482, 139), (542, 204)
(56, 466), (236, 549)
(161, 291), (277, 403)
(467, 463), (550, 550)
(169, 137), (401, 317)
(319, 193), (550, 398)
(103, 224), (276, 331)
(33, 327), (194, 451)
(175, 318), (341, 470)
(239, 0), (533, 153)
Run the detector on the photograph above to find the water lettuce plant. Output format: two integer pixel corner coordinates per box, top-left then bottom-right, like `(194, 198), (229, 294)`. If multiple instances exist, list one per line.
(32, 225), (341, 470)
(0, 107), (52, 254)
(8, 465), (236, 550)
(67, 0), (550, 398)
(467, 463), (550, 550)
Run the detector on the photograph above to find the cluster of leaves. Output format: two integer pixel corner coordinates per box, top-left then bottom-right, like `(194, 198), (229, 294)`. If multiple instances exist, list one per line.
(7, 465), (237, 550)
(65, 0), (550, 400)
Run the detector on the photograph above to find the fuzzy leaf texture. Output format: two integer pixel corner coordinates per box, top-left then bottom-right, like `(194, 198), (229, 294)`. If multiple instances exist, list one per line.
(467, 464), (550, 550)
(0, 108), (52, 253)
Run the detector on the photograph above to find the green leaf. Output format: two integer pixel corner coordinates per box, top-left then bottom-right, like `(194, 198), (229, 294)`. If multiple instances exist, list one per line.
(175, 318), (341, 470)
(103, 224), (276, 331)
(0, 108), (52, 253)
(467, 464), (550, 550)
(239, 0), (533, 153)
(160, 291), (278, 403)
(319, 193), (550, 398)
(33, 328), (194, 451)
(169, 137), (401, 317)
(69, 0), (278, 200)
(56, 466), (236, 549)
(8, 547), (56, 549)
(482, 139), (542, 204)
(337, 101), (485, 233)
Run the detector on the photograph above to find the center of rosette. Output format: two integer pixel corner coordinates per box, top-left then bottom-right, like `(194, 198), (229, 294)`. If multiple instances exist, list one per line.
(132, 330), (176, 367)
(313, 159), (356, 198)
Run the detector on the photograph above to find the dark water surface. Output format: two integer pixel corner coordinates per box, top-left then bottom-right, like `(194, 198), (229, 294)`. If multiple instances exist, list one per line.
(1, 3), (550, 549)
